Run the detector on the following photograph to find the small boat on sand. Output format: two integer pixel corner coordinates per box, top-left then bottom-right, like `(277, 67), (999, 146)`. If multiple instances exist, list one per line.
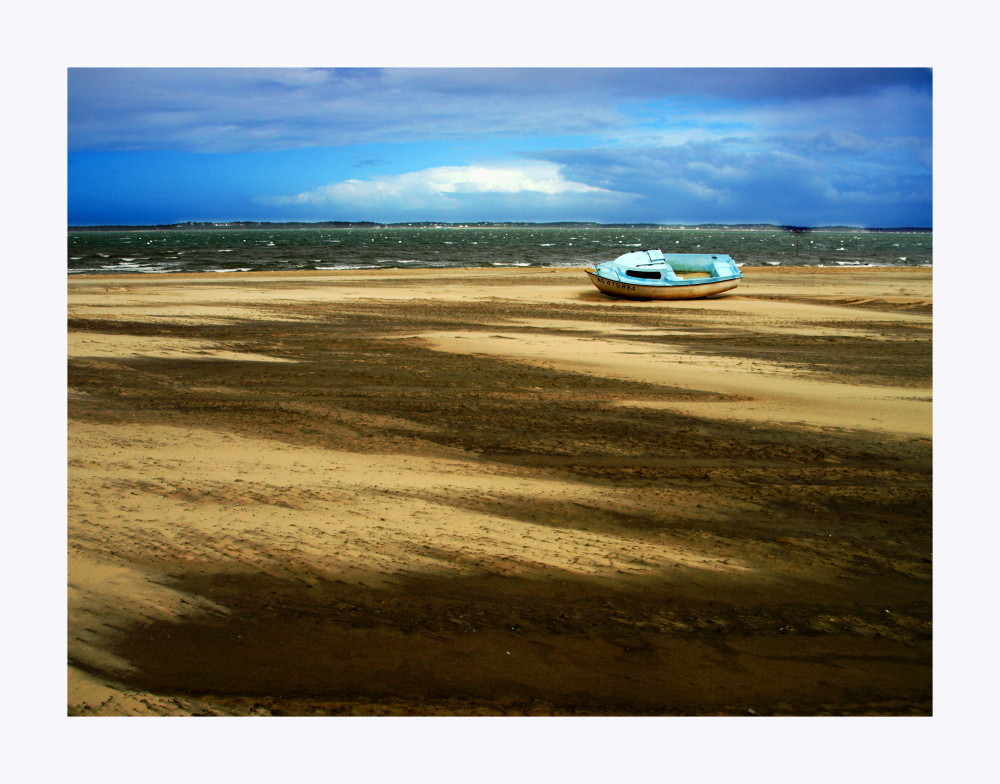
(586, 249), (742, 300)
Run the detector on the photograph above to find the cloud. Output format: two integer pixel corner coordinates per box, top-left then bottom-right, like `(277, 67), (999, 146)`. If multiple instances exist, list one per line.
(512, 81), (932, 225)
(262, 161), (635, 219)
(537, 136), (931, 225)
(747, 86), (932, 142)
(68, 68), (625, 153)
(68, 68), (931, 154)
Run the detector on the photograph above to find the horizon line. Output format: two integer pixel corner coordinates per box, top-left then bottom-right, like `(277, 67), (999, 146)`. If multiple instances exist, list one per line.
(68, 220), (934, 232)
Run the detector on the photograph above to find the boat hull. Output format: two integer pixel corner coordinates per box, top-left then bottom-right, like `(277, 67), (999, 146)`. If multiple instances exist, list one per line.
(585, 270), (740, 300)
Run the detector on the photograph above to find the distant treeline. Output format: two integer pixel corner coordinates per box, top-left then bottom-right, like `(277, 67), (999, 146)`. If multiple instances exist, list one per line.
(69, 220), (933, 232)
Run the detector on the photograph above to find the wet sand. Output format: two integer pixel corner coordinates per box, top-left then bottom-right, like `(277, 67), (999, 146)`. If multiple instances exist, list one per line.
(67, 266), (932, 716)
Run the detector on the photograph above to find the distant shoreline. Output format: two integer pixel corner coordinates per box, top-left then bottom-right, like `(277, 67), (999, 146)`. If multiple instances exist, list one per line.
(68, 221), (933, 233)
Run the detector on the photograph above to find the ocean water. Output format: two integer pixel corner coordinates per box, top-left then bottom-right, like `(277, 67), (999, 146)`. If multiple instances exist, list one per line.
(67, 226), (932, 275)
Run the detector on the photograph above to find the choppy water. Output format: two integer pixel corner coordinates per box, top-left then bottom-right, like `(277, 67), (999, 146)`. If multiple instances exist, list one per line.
(67, 226), (932, 275)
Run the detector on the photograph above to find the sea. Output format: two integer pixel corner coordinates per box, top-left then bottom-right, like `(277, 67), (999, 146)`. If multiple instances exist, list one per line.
(67, 226), (932, 276)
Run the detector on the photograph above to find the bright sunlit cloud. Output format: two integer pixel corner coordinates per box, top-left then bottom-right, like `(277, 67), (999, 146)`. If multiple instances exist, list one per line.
(258, 162), (636, 223)
(271, 163), (613, 205)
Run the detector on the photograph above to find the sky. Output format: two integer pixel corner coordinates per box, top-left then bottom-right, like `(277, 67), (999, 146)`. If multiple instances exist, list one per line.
(67, 67), (933, 228)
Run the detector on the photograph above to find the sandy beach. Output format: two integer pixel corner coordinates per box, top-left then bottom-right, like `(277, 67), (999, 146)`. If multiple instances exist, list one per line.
(67, 265), (931, 716)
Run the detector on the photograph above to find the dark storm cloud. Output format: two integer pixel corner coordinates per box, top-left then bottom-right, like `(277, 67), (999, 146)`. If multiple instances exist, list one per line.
(371, 67), (929, 102)
(618, 67), (931, 101)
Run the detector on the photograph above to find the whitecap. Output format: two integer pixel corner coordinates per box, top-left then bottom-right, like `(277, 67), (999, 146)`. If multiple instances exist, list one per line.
(314, 265), (381, 271)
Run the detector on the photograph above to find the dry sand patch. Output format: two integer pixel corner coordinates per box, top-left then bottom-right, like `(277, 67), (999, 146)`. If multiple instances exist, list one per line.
(412, 329), (930, 437)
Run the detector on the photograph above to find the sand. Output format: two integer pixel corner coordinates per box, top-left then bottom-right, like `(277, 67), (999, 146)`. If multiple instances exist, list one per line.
(67, 265), (932, 716)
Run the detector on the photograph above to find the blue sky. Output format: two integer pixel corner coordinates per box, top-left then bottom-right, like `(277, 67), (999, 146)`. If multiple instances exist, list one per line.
(68, 67), (932, 227)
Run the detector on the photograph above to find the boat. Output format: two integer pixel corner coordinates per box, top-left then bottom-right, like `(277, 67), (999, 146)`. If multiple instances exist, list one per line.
(585, 249), (742, 300)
